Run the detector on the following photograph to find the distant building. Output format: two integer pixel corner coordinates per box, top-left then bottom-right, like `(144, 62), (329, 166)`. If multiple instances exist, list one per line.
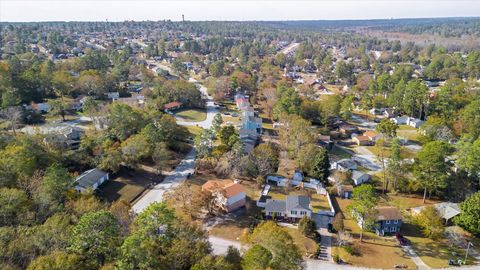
(163, 101), (183, 111)
(334, 159), (358, 172)
(74, 168), (109, 192)
(353, 135), (373, 146)
(337, 184), (354, 199)
(353, 206), (403, 236)
(410, 202), (461, 224)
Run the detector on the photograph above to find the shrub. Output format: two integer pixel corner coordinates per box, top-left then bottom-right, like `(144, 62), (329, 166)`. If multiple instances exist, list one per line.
(343, 245), (355, 255)
(298, 216), (317, 238)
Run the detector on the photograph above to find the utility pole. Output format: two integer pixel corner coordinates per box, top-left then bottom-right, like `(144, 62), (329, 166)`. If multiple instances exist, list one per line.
(464, 242), (473, 265)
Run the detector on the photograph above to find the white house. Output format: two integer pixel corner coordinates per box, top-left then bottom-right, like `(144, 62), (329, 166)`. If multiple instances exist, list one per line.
(74, 168), (109, 192)
(351, 170), (371, 186)
(407, 117), (424, 128)
(265, 195), (312, 222)
(391, 116), (409, 125)
(334, 159), (358, 172)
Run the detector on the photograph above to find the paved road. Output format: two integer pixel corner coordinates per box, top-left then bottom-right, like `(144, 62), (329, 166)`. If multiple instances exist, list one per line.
(209, 236), (243, 255)
(132, 148), (196, 213)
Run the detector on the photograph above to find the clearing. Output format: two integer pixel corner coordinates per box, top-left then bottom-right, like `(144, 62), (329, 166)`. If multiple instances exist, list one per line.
(174, 108), (207, 122)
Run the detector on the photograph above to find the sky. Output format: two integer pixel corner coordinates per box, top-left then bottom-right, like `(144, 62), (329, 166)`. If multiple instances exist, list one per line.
(1, 0), (480, 22)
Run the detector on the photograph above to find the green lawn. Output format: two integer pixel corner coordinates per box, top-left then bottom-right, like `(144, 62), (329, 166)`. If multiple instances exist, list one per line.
(284, 227), (318, 256)
(174, 108), (207, 122)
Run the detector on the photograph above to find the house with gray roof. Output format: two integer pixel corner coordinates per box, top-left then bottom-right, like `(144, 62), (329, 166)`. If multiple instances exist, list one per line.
(265, 195), (312, 221)
(74, 168), (109, 192)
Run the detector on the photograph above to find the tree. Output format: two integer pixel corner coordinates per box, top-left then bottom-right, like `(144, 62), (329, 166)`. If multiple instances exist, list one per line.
(195, 128), (214, 158)
(120, 134), (150, 168)
(219, 125), (239, 149)
(152, 142), (171, 175)
(348, 185), (379, 242)
(225, 246), (242, 270)
(460, 100), (480, 140)
(376, 118), (398, 139)
(296, 144), (320, 175)
(27, 251), (92, 270)
(252, 143), (279, 178)
(311, 148), (330, 182)
(414, 206), (444, 239)
(0, 106), (23, 135)
(47, 99), (69, 122)
(107, 103), (146, 141)
(0, 188), (30, 226)
(414, 141), (452, 203)
(454, 192), (480, 235)
(246, 221), (303, 270)
(298, 216), (316, 238)
(212, 113), (223, 135)
(340, 96), (353, 120)
(69, 210), (121, 265)
(387, 138), (404, 192)
(242, 244), (273, 270)
(456, 137), (480, 186)
(34, 163), (71, 220)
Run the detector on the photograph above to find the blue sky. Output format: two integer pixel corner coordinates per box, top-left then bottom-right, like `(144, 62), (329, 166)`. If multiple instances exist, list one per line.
(1, 1), (479, 22)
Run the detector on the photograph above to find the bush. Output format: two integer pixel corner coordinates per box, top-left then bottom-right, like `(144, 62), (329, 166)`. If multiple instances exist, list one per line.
(343, 245), (355, 256)
(298, 216), (317, 238)
(332, 212), (344, 232)
(333, 253), (341, 263)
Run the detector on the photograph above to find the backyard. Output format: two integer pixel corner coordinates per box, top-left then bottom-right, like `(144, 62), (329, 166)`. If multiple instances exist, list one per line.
(266, 184), (331, 212)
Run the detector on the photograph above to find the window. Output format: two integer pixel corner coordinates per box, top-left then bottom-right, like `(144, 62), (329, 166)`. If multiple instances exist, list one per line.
(300, 211), (307, 215)
(386, 220), (390, 224)
(291, 210), (297, 215)
(391, 226), (397, 232)
(394, 219), (398, 224)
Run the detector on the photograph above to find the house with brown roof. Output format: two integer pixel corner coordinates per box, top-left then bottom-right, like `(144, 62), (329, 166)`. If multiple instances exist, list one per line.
(353, 135), (373, 146)
(163, 101), (183, 111)
(374, 206), (403, 235)
(363, 130), (380, 141)
(202, 180), (246, 213)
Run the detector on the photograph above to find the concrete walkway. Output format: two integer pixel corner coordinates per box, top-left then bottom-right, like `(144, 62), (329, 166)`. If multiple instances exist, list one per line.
(209, 236), (243, 255)
(403, 245), (431, 270)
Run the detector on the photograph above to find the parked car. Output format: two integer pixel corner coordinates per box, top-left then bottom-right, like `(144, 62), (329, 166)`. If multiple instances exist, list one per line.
(395, 233), (408, 246)
(327, 223), (334, 233)
(231, 113), (239, 117)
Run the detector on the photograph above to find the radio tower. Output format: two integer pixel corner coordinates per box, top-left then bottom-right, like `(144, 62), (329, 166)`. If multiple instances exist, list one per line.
(182, 14), (185, 22)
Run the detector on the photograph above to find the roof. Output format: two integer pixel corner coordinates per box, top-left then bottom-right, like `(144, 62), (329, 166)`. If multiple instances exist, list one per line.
(164, 101), (183, 110)
(286, 195), (311, 211)
(337, 159), (357, 169)
(376, 206), (402, 221)
(355, 135), (370, 142)
(265, 199), (287, 212)
(363, 130), (378, 138)
(338, 184), (354, 192)
(352, 170), (369, 180)
(411, 202), (461, 220)
(75, 168), (108, 189)
(202, 180), (245, 198)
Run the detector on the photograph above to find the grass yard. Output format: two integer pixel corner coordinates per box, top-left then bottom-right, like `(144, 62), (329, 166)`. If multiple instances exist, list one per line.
(222, 115), (241, 125)
(186, 125), (203, 136)
(402, 223), (477, 268)
(284, 227), (318, 256)
(209, 221), (249, 242)
(98, 168), (156, 203)
(330, 145), (353, 160)
(174, 108), (207, 122)
(397, 125), (421, 143)
(332, 196), (416, 269)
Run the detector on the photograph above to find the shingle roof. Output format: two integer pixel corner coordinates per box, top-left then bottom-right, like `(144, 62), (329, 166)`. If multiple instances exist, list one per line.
(201, 180), (245, 198)
(376, 206), (402, 221)
(265, 199), (287, 212)
(286, 195), (311, 212)
(75, 168), (108, 189)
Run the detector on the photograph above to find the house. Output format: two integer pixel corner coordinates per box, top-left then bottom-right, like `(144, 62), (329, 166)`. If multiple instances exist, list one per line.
(337, 184), (353, 199)
(351, 170), (371, 185)
(265, 195), (312, 222)
(74, 168), (109, 192)
(339, 124), (359, 136)
(353, 135), (373, 146)
(163, 101), (183, 111)
(374, 207), (403, 235)
(383, 109), (398, 118)
(334, 159), (358, 172)
(391, 116), (409, 125)
(363, 130), (380, 141)
(201, 180), (246, 213)
(318, 135), (334, 150)
(407, 117), (424, 128)
(410, 202), (460, 224)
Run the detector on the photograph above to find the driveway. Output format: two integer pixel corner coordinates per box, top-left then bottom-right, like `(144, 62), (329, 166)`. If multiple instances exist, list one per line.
(209, 236), (243, 255)
(312, 214), (333, 262)
(132, 148), (196, 213)
(175, 79), (219, 129)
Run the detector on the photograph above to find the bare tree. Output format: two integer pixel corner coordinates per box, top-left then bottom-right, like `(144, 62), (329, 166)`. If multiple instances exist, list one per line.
(1, 106), (23, 135)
